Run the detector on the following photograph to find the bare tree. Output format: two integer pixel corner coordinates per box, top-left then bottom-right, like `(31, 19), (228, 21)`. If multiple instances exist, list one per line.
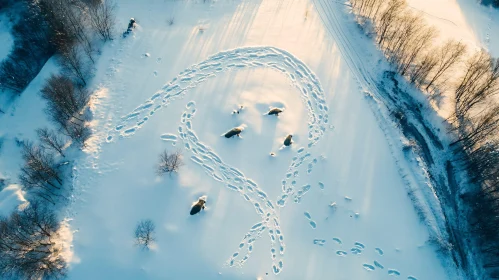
(18, 141), (63, 204)
(37, 128), (66, 157)
(63, 121), (91, 147)
(59, 45), (91, 87)
(38, 0), (95, 63)
(454, 52), (499, 119)
(87, 0), (116, 41)
(425, 40), (467, 91)
(0, 201), (67, 279)
(40, 74), (90, 130)
(134, 219), (155, 250)
(375, 0), (406, 46)
(408, 49), (439, 86)
(451, 104), (499, 150)
(156, 150), (183, 175)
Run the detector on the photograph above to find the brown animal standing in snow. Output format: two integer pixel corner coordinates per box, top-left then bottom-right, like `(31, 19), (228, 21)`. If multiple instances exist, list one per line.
(190, 198), (206, 215)
(266, 108), (284, 116)
(223, 127), (243, 138)
(284, 134), (293, 146)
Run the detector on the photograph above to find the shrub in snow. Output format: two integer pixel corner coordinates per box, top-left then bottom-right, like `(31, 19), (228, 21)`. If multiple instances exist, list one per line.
(0, 201), (67, 279)
(156, 150), (183, 175)
(134, 219), (155, 250)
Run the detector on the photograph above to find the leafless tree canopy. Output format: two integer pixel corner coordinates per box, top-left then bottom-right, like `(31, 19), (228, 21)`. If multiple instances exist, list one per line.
(58, 44), (92, 87)
(135, 219), (155, 250)
(0, 2), (55, 94)
(157, 150), (183, 175)
(40, 75), (91, 146)
(87, 0), (116, 41)
(18, 141), (63, 204)
(350, 0), (499, 275)
(0, 201), (67, 279)
(37, 128), (67, 157)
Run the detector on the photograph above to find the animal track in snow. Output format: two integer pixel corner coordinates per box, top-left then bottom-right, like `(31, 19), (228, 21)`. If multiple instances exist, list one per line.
(293, 184), (311, 203)
(363, 264), (375, 271)
(336, 250), (347, 256)
(160, 133), (177, 145)
(178, 102), (285, 274)
(374, 260), (384, 269)
(313, 239), (326, 246)
(388, 269), (401, 276)
(304, 211), (317, 229)
(313, 237), (415, 279)
(108, 46), (330, 275)
(375, 247), (384, 256)
(332, 237), (342, 245)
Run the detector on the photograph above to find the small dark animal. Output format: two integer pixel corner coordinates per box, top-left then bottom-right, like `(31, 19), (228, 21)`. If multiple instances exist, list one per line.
(123, 18), (136, 38)
(284, 134), (292, 146)
(267, 108), (283, 116)
(223, 127), (243, 138)
(190, 198), (206, 215)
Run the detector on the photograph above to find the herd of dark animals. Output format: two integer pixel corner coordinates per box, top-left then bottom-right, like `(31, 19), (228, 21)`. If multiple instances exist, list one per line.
(191, 107), (291, 215)
(223, 107), (292, 146)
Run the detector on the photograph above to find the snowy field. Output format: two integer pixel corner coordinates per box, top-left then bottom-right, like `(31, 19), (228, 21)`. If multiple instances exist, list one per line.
(3, 0), (495, 279)
(407, 0), (499, 57)
(65, 0), (457, 279)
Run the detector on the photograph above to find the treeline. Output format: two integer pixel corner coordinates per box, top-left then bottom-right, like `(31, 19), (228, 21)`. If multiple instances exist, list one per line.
(1, 1), (117, 279)
(0, 0), (115, 94)
(351, 0), (499, 277)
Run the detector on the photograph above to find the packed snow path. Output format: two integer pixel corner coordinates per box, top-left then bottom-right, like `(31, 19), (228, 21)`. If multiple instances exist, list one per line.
(107, 46), (330, 274)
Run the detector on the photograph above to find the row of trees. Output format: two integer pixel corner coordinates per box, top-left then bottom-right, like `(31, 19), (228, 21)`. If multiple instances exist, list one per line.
(351, 0), (467, 94)
(0, 201), (66, 279)
(351, 0), (499, 277)
(2, 1), (117, 279)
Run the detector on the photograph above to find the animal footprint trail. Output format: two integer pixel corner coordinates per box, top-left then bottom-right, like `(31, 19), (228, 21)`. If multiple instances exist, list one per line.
(110, 46), (329, 145)
(177, 103), (285, 274)
(109, 47), (330, 275)
(293, 184), (311, 203)
(304, 211), (317, 229)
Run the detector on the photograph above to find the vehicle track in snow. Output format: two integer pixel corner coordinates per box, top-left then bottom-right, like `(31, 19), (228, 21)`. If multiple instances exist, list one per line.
(107, 46), (330, 274)
(312, 0), (450, 246)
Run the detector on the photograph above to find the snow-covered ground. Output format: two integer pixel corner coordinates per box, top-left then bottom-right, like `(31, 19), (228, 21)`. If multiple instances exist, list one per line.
(1, 0), (496, 279)
(64, 0), (458, 279)
(407, 0), (499, 57)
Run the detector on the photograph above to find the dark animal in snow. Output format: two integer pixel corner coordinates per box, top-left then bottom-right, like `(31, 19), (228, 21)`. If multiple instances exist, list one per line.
(123, 18), (136, 38)
(284, 134), (292, 146)
(223, 127), (243, 138)
(190, 199), (206, 215)
(267, 108), (283, 116)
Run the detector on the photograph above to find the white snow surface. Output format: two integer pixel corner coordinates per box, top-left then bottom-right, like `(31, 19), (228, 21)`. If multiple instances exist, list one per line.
(3, 0), (496, 278)
(66, 0), (458, 279)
